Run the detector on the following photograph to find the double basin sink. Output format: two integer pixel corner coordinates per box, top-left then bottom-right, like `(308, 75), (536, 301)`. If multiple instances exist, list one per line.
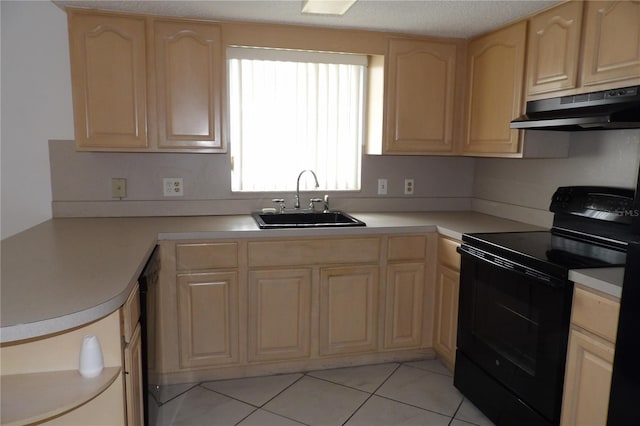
(252, 211), (366, 229)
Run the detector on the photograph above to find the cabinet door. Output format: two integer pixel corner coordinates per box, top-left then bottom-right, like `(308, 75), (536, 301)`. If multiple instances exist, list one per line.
(319, 266), (379, 355)
(385, 39), (457, 153)
(248, 269), (312, 362)
(527, 1), (583, 95)
(581, 1), (640, 88)
(123, 323), (144, 426)
(383, 263), (425, 349)
(68, 12), (148, 150)
(177, 272), (239, 368)
(433, 265), (460, 370)
(464, 21), (527, 155)
(154, 21), (224, 151)
(560, 328), (615, 426)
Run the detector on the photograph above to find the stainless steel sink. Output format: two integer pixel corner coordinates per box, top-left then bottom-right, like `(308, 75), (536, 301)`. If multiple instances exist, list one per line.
(252, 211), (366, 229)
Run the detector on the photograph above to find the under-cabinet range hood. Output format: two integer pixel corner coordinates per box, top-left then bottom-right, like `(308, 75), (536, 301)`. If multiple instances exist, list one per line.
(511, 86), (640, 131)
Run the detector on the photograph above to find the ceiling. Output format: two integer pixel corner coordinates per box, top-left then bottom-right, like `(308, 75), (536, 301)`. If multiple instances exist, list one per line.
(52, 0), (561, 39)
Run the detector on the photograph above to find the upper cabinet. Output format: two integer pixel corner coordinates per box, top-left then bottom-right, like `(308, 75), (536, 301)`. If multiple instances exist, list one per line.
(581, 1), (640, 89)
(154, 21), (223, 151)
(382, 38), (459, 155)
(526, 0), (640, 99)
(68, 12), (149, 150)
(67, 10), (225, 152)
(463, 21), (527, 155)
(526, 1), (583, 96)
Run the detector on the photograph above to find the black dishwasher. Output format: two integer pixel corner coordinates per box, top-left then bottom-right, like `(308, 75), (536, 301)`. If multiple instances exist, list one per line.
(139, 245), (160, 426)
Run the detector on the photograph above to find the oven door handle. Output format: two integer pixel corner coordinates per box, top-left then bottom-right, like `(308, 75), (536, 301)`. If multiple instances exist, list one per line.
(457, 244), (566, 288)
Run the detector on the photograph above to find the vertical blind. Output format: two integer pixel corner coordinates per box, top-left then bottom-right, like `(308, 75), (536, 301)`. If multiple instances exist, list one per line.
(228, 47), (366, 192)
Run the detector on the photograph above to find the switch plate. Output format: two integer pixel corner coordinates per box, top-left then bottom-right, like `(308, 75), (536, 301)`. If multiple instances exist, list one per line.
(404, 178), (414, 195)
(377, 178), (388, 195)
(111, 178), (126, 198)
(163, 178), (184, 197)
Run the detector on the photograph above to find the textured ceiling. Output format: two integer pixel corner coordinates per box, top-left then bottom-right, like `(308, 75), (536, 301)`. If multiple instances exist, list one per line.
(52, 0), (561, 39)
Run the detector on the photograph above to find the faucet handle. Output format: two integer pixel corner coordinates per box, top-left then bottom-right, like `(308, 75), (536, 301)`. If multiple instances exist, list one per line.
(309, 198), (323, 211)
(272, 198), (286, 213)
(323, 194), (330, 212)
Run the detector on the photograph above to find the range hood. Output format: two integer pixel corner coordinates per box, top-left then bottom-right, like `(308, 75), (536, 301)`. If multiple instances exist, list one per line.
(511, 86), (640, 131)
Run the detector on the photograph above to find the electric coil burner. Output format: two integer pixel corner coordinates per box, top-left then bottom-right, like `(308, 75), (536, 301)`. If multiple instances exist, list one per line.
(454, 186), (637, 426)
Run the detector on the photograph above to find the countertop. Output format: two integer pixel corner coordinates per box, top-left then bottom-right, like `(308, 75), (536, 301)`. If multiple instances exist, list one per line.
(0, 211), (622, 343)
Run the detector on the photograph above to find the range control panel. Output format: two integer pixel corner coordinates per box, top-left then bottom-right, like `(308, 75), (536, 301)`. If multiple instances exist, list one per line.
(550, 186), (636, 224)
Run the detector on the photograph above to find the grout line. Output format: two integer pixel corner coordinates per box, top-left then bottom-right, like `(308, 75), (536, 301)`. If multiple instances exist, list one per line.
(154, 383), (199, 407)
(402, 360), (454, 378)
(340, 363), (403, 425)
(448, 398), (466, 426)
(258, 374), (306, 407)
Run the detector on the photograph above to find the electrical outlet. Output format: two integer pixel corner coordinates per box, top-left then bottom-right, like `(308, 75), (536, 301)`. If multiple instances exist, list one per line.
(163, 178), (184, 197)
(404, 178), (414, 195)
(377, 178), (388, 195)
(111, 178), (126, 198)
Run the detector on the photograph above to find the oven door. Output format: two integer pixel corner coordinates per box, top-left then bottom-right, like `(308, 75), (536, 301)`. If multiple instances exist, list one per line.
(455, 245), (573, 425)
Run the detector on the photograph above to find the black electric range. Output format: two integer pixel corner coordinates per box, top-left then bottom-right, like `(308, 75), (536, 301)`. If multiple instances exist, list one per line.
(455, 186), (635, 426)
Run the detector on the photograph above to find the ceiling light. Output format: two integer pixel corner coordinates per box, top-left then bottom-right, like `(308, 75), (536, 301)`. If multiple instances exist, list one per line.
(301, 0), (357, 15)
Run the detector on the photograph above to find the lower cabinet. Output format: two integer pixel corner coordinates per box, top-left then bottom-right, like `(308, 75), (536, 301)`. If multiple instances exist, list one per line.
(433, 236), (461, 370)
(248, 268), (312, 362)
(176, 271), (239, 368)
(123, 323), (144, 426)
(121, 284), (144, 426)
(156, 234), (436, 384)
(560, 284), (620, 426)
(319, 265), (379, 355)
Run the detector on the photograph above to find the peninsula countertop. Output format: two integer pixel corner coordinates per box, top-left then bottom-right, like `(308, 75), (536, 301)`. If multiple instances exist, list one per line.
(0, 211), (620, 343)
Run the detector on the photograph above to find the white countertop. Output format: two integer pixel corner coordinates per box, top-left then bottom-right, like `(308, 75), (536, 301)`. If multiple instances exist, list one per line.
(569, 268), (625, 299)
(1, 211), (621, 343)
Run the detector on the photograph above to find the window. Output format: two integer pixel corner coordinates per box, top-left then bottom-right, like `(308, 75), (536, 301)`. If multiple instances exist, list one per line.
(228, 47), (366, 192)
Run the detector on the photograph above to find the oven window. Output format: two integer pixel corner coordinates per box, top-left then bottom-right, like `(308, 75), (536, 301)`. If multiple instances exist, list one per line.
(473, 266), (540, 375)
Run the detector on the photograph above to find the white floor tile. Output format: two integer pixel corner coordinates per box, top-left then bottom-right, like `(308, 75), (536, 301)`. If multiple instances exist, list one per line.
(404, 358), (453, 377)
(345, 395), (451, 426)
(454, 398), (496, 426)
(450, 420), (477, 426)
(150, 382), (198, 405)
(202, 373), (302, 406)
(264, 375), (369, 426)
(156, 386), (254, 426)
(307, 362), (399, 392)
(375, 365), (463, 417)
(237, 409), (307, 426)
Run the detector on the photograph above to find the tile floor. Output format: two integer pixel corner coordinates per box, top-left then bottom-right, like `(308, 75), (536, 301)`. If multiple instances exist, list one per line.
(150, 358), (496, 426)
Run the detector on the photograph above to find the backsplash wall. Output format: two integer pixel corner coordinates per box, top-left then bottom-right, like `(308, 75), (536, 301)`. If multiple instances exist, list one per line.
(473, 129), (640, 227)
(50, 140), (476, 217)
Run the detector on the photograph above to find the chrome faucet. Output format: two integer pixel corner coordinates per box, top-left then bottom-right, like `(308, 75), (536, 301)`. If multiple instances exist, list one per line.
(295, 170), (319, 209)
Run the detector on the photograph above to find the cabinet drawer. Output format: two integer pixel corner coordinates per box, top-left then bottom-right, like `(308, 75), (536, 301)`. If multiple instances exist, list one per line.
(176, 242), (238, 271)
(387, 235), (427, 261)
(248, 237), (380, 267)
(438, 236), (461, 271)
(572, 286), (620, 343)
(121, 284), (140, 344)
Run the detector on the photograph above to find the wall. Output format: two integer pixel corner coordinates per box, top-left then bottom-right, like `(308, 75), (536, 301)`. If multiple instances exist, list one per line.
(473, 129), (640, 227)
(1, 1), (74, 239)
(49, 140), (475, 216)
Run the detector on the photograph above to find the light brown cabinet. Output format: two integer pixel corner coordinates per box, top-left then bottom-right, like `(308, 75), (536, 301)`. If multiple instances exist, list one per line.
(526, 1), (583, 96)
(176, 271), (240, 368)
(464, 21), (527, 155)
(67, 10), (225, 152)
(384, 38), (458, 154)
(319, 265), (379, 355)
(121, 284), (144, 426)
(561, 285), (620, 426)
(433, 236), (461, 370)
(156, 234), (434, 385)
(154, 21), (224, 151)
(68, 12), (149, 150)
(581, 1), (640, 89)
(247, 268), (312, 362)
(383, 235), (427, 350)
